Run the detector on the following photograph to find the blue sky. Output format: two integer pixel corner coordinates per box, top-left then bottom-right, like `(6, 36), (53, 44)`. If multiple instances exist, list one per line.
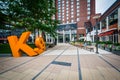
(96, 0), (117, 14)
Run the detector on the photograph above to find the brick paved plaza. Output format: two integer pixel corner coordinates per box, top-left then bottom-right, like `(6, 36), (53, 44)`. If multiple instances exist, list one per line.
(0, 43), (120, 80)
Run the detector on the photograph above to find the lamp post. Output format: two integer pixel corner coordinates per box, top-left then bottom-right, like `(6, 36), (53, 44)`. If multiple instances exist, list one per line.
(93, 15), (100, 54)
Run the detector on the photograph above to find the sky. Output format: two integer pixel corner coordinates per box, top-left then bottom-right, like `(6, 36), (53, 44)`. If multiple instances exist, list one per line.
(96, 0), (117, 14)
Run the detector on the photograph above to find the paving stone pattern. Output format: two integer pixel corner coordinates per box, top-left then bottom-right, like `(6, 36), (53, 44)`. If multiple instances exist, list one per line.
(0, 43), (120, 80)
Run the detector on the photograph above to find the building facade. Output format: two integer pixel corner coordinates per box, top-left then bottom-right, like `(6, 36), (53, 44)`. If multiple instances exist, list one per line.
(55, 0), (96, 43)
(96, 0), (120, 43)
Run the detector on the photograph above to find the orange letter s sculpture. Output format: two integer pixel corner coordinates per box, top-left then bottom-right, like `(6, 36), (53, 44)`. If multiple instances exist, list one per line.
(7, 31), (46, 57)
(34, 37), (46, 54)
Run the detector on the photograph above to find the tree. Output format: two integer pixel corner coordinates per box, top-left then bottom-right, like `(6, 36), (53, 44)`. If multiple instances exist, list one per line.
(0, 0), (58, 38)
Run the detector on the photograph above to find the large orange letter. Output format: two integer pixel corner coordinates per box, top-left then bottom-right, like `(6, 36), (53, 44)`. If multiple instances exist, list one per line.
(7, 31), (38, 57)
(34, 37), (46, 54)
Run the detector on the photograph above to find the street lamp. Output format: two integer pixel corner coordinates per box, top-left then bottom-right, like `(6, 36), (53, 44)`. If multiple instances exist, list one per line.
(93, 15), (100, 54)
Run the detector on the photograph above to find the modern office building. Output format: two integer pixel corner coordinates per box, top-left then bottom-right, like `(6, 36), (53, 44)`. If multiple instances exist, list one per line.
(55, 0), (96, 43)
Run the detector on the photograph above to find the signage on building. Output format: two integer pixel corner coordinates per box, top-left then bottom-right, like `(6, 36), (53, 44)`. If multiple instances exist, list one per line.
(7, 31), (46, 57)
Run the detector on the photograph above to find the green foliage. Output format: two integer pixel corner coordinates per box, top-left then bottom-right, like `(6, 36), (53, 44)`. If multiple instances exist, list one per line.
(97, 41), (113, 44)
(115, 46), (120, 50)
(0, 43), (11, 53)
(0, 43), (36, 53)
(113, 43), (120, 46)
(77, 39), (84, 42)
(107, 44), (112, 48)
(0, 0), (58, 37)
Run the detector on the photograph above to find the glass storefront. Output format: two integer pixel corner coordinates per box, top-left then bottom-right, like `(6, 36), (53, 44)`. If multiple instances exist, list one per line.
(57, 23), (77, 43)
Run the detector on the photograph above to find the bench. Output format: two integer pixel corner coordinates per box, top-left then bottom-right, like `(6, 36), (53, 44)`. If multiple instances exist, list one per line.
(85, 46), (94, 52)
(79, 43), (85, 49)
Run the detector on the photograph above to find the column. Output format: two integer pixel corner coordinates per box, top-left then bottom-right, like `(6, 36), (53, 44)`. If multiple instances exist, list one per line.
(57, 30), (59, 43)
(113, 34), (114, 43)
(48, 34), (50, 43)
(45, 34), (48, 42)
(51, 37), (53, 43)
(93, 27), (95, 42)
(106, 17), (109, 41)
(99, 22), (102, 41)
(63, 30), (65, 43)
(118, 7), (120, 43)
(100, 22), (102, 32)
(86, 29), (88, 41)
(106, 17), (109, 31)
(31, 34), (34, 43)
(69, 30), (72, 41)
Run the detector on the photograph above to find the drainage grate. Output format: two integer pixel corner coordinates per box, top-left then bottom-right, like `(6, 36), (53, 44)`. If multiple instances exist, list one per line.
(51, 61), (71, 66)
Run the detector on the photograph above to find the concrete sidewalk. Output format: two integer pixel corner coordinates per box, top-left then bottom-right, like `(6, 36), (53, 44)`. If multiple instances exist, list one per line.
(0, 43), (120, 80)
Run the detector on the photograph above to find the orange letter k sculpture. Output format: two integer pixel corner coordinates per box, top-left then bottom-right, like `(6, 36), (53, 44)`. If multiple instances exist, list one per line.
(7, 31), (38, 57)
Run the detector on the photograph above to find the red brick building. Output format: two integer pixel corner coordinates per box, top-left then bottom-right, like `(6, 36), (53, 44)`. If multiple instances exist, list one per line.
(55, 0), (96, 43)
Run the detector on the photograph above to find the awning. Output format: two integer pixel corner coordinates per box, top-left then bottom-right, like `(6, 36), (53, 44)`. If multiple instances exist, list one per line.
(99, 30), (114, 37)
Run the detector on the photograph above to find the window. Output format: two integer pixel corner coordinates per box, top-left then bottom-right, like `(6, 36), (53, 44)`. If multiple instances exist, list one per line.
(67, 17), (69, 19)
(108, 10), (118, 26)
(77, 18), (79, 21)
(97, 23), (100, 30)
(58, 9), (61, 12)
(66, 8), (69, 10)
(66, 4), (69, 7)
(58, 17), (61, 20)
(87, 16), (90, 20)
(58, 13), (61, 16)
(87, 11), (90, 15)
(101, 19), (106, 29)
(66, 1), (68, 4)
(71, 19), (74, 22)
(66, 10), (69, 13)
(71, 8), (74, 11)
(58, 15), (60, 17)
(77, 2), (79, 5)
(71, 5), (74, 8)
(71, 15), (74, 18)
(77, 13), (80, 16)
(87, 0), (90, 3)
(77, 6), (80, 9)
(109, 35), (113, 42)
(62, 1), (64, 3)
(71, 12), (74, 14)
(77, 9), (79, 12)
(67, 21), (69, 23)
(87, 7), (90, 10)
(66, 14), (69, 16)
(71, 2), (74, 5)
(58, 2), (60, 5)
(58, 4), (61, 7)
(62, 6), (64, 9)
(87, 3), (90, 7)
(62, 4), (64, 6)
(58, 6), (61, 9)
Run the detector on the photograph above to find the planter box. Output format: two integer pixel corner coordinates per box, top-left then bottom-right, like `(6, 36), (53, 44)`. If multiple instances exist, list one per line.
(112, 50), (120, 55)
(98, 44), (105, 50)
(105, 47), (112, 52)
